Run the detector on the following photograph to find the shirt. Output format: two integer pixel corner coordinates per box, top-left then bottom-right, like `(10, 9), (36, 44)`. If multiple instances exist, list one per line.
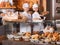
(32, 12), (40, 19)
(32, 12), (43, 22)
(21, 11), (31, 22)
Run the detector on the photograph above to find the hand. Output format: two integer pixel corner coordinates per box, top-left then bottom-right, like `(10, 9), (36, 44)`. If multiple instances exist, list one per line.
(41, 11), (49, 15)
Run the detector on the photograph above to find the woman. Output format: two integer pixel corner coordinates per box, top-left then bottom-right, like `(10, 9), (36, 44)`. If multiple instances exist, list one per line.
(20, 3), (31, 33)
(32, 4), (45, 33)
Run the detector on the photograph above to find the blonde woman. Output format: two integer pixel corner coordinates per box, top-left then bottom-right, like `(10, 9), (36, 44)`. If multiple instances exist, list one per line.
(20, 3), (31, 33)
(32, 4), (45, 32)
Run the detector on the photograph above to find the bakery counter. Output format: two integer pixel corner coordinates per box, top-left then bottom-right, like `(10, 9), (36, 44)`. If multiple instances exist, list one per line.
(2, 40), (59, 45)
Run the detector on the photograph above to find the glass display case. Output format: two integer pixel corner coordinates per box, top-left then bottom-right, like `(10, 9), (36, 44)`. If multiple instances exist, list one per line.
(1, 0), (60, 45)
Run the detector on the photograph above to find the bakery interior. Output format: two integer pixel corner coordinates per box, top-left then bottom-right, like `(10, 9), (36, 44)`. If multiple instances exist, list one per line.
(0, 0), (60, 45)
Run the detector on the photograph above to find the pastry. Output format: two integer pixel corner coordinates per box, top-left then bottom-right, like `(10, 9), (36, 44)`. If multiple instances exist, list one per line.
(41, 34), (45, 38)
(52, 32), (59, 41)
(0, 2), (5, 7)
(58, 34), (60, 41)
(44, 38), (52, 42)
(22, 32), (30, 41)
(39, 35), (42, 39)
(47, 33), (52, 38)
(5, 2), (11, 7)
(53, 32), (59, 37)
(52, 36), (59, 41)
(31, 34), (39, 40)
(0, 13), (5, 17)
(24, 32), (31, 37)
(44, 32), (50, 37)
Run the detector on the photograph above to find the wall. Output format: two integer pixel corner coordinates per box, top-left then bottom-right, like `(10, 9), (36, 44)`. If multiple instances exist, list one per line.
(54, 0), (60, 19)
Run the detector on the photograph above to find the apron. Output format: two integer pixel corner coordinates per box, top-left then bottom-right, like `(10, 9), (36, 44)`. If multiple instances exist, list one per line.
(20, 11), (31, 33)
(32, 12), (44, 32)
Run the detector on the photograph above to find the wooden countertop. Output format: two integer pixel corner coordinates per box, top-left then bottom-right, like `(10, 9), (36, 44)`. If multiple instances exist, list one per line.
(2, 40), (59, 45)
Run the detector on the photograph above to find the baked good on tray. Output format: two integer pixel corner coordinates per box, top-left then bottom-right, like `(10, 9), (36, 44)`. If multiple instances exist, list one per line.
(31, 34), (39, 40)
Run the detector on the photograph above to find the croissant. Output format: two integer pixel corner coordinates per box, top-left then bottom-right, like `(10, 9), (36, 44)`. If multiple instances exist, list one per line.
(31, 34), (39, 40)
(25, 32), (31, 37)
(47, 33), (52, 38)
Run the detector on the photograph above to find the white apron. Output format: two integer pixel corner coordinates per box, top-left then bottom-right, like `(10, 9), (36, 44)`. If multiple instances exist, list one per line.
(32, 12), (44, 32)
(20, 11), (31, 33)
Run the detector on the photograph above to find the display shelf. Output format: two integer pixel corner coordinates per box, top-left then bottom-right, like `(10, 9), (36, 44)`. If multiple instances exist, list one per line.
(0, 7), (16, 9)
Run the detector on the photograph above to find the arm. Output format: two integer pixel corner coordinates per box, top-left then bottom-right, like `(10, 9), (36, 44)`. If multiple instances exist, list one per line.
(41, 11), (49, 16)
(19, 14), (28, 22)
(32, 18), (41, 20)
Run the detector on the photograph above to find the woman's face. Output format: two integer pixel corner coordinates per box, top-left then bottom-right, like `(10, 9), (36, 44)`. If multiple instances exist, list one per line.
(23, 7), (29, 12)
(33, 7), (38, 12)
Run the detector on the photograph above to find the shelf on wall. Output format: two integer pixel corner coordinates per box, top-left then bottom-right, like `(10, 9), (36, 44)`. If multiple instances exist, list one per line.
(0, 6), (16, 9)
